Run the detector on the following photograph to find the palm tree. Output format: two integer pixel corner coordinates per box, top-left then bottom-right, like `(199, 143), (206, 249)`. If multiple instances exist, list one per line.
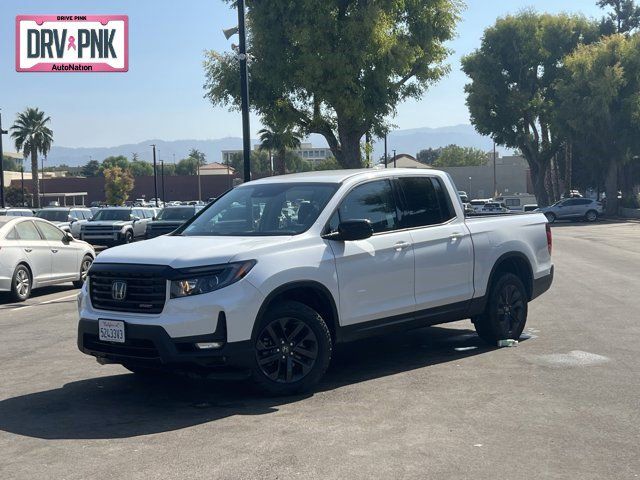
(10, 108), (53, 208)
(258, 125), (302, 175)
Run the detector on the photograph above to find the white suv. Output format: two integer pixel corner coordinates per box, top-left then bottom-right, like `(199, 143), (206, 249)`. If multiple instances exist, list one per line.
(78, 169), (553, 394)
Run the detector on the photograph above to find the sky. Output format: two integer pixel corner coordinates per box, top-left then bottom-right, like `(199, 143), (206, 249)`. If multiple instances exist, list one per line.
(1, 0), (604, 149)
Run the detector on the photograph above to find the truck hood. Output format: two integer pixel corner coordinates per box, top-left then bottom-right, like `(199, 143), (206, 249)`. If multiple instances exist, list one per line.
(85, 221), (129, 227)
(94, 235), (292, 268)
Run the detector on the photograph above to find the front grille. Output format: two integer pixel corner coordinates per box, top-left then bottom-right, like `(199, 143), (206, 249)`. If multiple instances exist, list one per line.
(89, 265), (167, 314)
(83, 334), (160, 359)
(147, 223), (179, 237)
(83, 225), (119, 235)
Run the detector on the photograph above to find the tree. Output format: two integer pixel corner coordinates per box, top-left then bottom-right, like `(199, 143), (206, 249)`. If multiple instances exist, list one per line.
(313, 157), (341, 171)
(204, 0), (461, 169)
(81, 159), (101, 177)
(555, 34), (640, 214)
(432, 145), (487, 167)
(175, 149), (207, 176)
(2, 156), (20, 171)
(10, 107), (53, 208)
(5, 184), (31, 207)
(598, 0), (640, 34)
(462, 12), (599, 206)
(229, 150), (272, 176)
(129, 159), (154, 176)
(101, 155), (129, 172)
(104, 166), (134, 205)
(416, 148), (442, 165)
(258, 124), (303, 175)
(285, 151), (313, 173)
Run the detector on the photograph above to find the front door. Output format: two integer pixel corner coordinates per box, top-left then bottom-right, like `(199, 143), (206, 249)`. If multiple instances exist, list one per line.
(35, 220), (78, 281)
(15, 220), (53, 284)
(328, 179), (415, 326)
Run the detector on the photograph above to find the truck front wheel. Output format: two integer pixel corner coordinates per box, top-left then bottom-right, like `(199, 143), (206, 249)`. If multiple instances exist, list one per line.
(472, 273), (528, 345)
(251, 300), (332, 395)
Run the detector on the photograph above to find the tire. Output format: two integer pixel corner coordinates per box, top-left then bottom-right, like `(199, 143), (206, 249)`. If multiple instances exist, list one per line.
(472, 273), (528, 345)
(123, 230), (133, 244)
(73, 255), (93, 288)
(11, 264), (32, 302)
(545, 212), (556, 224)
(585, 210), (598, 223)
(251, 300), (332, 396)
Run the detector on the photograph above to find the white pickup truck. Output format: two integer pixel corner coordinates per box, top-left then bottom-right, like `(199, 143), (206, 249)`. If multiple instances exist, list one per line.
(77, 169), (553, 395)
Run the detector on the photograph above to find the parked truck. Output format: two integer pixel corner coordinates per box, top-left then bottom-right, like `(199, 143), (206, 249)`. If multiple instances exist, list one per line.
(77, 169), (554, 395)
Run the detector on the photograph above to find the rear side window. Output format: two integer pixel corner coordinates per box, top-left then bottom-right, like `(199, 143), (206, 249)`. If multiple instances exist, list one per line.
(339, 180), (398, 233)
(5, 228), (18, 240)
(505, 199), (521, 207)
(15, 221), (42, 240)
(397, 177), (455, 228)
(36, 221), (65, 242)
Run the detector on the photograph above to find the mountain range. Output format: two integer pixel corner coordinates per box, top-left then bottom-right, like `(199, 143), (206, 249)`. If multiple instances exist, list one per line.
(42, 124), (507, 167)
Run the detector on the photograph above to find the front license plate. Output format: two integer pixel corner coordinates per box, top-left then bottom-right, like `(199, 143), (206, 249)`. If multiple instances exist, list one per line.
(98, 319), (125, 343)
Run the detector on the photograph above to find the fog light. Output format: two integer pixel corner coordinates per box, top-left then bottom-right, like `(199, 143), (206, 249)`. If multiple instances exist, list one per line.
(195, 342), (224, 350)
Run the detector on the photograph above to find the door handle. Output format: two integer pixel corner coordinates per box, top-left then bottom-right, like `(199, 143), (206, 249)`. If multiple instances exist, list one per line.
(51, 249), (59, 253)
(24, 248), (32, 253)
(394, 241), (411, 251)
(449, 232), (464, 241)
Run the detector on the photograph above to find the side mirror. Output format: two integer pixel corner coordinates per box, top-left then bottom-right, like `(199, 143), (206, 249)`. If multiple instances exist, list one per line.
(64, 232), (74, 243)
(323, 219), (373, 241)
(69, 217), (77, 223)
(131, 216), (140, 222)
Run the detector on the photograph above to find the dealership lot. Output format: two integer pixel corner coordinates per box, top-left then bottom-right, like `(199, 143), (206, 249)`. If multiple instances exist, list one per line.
(0, 221), (638, 480)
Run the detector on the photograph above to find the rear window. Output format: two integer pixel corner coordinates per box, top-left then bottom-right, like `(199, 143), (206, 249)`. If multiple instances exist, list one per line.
(396, 177), (455, 228)
(15, 221), (42, 240)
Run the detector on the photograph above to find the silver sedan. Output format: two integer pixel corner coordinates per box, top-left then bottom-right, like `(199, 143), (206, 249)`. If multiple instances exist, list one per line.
(0, 217), (95, 301)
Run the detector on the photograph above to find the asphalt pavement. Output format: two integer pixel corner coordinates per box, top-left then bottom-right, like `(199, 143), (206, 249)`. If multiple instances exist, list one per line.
(0, 220), (638, 480)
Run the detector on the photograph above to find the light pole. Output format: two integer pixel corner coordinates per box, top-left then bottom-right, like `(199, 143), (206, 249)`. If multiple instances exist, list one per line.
(150, 144), (159, 207)
(468, 176), (472, 197)
(197, 158), (202, 202)
(492, 141), (497, 198)
(224, 0), (251, 183)
(20, 157), (25, 206)
(160, 159), (166, 203)
(0, 111), (7, 208)
(384, 131), (388, 168)
(41, 154), (46, 206)
(393, 149), (397, 168)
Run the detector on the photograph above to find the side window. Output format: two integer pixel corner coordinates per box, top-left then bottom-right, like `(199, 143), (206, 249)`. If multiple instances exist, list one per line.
(578, 199), (592, 205)
(339, 180), (398, 233)
(36, 221), (65, 242)
(132, 209), (141, 219)
(396, 177), (455, 228)
(505, 198), (521, 207)
(5, 227), (18, 240)
(15, 221), (42, 240)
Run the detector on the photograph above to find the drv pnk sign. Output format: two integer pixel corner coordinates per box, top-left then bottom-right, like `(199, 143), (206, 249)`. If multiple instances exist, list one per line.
(16, 15), (128, 72)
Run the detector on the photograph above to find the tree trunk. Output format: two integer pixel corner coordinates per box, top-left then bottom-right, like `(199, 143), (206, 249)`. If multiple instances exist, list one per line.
(605, 159), (618, 216)
(528, 160), (550, 207)
(275, 148), (286, 175)
(31, 150), (40, 208)
(334, 131), (362, 169)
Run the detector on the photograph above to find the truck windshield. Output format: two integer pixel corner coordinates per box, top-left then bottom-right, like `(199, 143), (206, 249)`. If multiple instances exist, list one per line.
(179, 183), (338, 236)
(36, 210), (69, 222)
(91, 209), (131, 221)
(157, 207), (195, 221)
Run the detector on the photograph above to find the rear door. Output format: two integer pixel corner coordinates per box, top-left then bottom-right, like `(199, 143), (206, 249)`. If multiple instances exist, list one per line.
(396, 176), (474, 311)
(329, 179), (416, 326)
(14, 220), (52, 284)
(35, 220), (79, 281)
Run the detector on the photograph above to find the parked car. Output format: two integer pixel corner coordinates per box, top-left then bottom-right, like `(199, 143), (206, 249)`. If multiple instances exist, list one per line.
(481, 202), (509, 214)
(78, 169), (554, 395)
(0, 208), (34, 217)
(537, 198), (603, 223)
(523, 204), (539, 212)
(469, 199), (490, 212)
(79, 207), (155, 245)
(35, 207), (93, 237)
(145, 206), (201, 239)
(458, 191), (469, 203)
(0, 217), (94, 301)
(494, 194), (537, 212)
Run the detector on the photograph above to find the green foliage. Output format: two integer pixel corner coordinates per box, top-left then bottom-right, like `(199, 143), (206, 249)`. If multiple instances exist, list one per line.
(129, 159), (154, 176)
(462, 11), (599, 206)
(432, 145), (487, 167)
(258, 125), (303, 175)
(5, 184), (31, 207)
(162, 163), (176, 176)
(598, 0), (640, 34)
(81, 160), (101, 177)
(555, 34), (640, 214)
(205, 0), (461, 168)
(101, 155), (130, 172)
(229, 150), (272, 176)
(313, 157), (341, 171)
(2, 156), (20, 171)
(10, 107), (54, 208)
(104, 166), (134, 205)
(285, 151), (313, 173)
(416, 148), (442, 165)
(175, 149), (207, 176)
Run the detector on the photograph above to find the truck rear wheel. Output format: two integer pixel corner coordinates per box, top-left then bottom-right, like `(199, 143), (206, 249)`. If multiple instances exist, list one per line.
(473, 273), (528, 345)
(251, 300), (332, 396)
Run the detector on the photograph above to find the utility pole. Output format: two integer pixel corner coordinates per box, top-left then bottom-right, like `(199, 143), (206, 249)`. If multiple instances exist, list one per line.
(393, 149), (397, 168)
(237, 0), (251, 183)
(20, 159), (25, 206)
(197, 159), (202, 201)
(384, 132), (388, 168)
(493, 141), (497, 197)
(150, 144), (158, 207)
(41, 154), (46, 206)
(160, 159), (166, 202)
(0, 111), (7, 208)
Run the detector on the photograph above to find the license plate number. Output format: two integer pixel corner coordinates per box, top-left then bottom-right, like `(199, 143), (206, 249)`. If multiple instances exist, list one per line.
(99, 320), (125, 343)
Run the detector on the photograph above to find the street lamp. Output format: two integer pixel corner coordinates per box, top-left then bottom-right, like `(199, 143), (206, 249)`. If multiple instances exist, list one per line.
(468, 176), (472, 197)
(393, 149), (397, 168)
(160, 159), (166, 203)
(150, 144), (159, 207)
(224, 0), (251, 183)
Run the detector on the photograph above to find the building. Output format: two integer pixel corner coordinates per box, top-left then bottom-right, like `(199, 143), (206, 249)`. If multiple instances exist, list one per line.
(222, 143), (333, 167)
(381, 154), (430, 169)
(199, 162), (236, 176)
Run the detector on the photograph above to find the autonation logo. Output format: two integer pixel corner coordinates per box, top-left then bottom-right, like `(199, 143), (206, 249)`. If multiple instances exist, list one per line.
(16, 15), (128, 72)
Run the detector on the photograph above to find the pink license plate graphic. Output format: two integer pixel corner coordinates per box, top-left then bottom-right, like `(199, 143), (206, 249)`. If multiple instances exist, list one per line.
(16, 15), (128, 72)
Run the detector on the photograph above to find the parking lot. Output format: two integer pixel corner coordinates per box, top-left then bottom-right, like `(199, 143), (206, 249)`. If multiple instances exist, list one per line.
(0, 221), (638, 480)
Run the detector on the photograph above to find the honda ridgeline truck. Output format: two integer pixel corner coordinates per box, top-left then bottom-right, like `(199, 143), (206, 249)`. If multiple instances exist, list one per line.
(77, 169), (554, 395)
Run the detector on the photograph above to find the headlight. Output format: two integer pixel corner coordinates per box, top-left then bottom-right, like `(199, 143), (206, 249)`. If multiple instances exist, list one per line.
(170, 260), (256, 298)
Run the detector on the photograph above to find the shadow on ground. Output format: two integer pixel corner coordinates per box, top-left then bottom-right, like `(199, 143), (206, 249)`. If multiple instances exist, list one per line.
(0, 324), (513, 440)
(548, 218), (636, 228)
(0, 284), (78, 307)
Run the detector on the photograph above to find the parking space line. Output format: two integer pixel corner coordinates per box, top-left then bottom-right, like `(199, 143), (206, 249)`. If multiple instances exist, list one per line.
(0, 293), (79, 312)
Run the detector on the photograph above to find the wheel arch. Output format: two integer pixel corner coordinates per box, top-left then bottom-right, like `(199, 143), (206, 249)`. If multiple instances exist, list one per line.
(14, 261), (33, 287)
(252, 281), (340, 344)
(487, 252), (534, 301)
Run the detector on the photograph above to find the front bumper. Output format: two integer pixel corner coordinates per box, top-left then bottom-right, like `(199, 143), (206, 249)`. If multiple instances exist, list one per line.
(78, 317), (253, 376)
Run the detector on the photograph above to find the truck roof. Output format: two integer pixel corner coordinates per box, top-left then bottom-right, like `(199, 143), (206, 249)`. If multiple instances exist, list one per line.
(249, 168), (444, 185)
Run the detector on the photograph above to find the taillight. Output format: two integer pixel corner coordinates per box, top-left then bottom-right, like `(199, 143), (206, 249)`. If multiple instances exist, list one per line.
(546, 223), (552, 256)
